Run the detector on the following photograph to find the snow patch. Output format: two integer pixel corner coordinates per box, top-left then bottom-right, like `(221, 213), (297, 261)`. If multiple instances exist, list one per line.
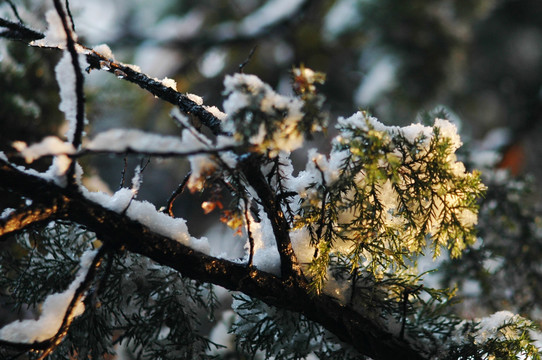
(12, 136), (75, 163)
(0, 249), (96, 343)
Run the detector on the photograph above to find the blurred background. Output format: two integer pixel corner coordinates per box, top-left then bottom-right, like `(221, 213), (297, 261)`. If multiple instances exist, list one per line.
(1, 0), (542, 331)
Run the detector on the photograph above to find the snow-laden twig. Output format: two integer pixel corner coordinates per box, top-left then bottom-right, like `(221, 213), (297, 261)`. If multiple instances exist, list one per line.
(52, 0), (85, 187)
(0, 18), (225, 136)
(0, 246), (106, 358)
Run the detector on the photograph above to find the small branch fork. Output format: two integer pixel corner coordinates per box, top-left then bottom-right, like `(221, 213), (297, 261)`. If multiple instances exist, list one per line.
(239, 156), (305, 282)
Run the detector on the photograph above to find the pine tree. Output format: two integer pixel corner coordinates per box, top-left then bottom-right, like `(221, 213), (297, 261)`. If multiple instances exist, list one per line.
(0, 1), (541, 360)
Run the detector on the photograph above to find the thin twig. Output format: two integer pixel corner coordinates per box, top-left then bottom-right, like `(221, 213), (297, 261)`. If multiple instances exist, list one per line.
(0, 18), (43, 41)
(350, 266), (358, 306)
(239, 45), (257, 73)
(0, 18), (226, 136)
(164, 172), (191, 217)
(272, 157), (296, 224)
(139, 156), (151, 173)
(313, 161), (329, 258)
(399, 284), (423, 340)
(5, 0), (23, 23)
(64, 0), (75, 31)
(119, 154), (128, 189)
(86, 244), (115, 307)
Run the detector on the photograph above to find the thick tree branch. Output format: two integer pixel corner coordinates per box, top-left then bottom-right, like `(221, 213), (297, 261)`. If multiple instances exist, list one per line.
(0, 202), (61, 240)
(0, 159), (426, 360)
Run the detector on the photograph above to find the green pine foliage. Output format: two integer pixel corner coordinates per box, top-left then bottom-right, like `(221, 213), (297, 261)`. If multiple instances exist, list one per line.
(294, 110), (485, 294)
(0, 223), (220, 359)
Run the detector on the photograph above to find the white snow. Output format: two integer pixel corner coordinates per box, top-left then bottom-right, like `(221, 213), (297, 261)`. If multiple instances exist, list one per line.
(223, 73), (305, 156)
(12, 137), (76, 163)
(0, 249), (96, 343)
(0, 208), (15, 218)
(55, 50), (88, 145)
(186, 93), (204, 105)
(92, 44), (115, 60)
(203, 106), (227, 121)
(474, 311), (523, 343)
(32, 8), (75, 48)
(247, 207), (281, 275)
(199, 47), (227, 78)
(130, 165), (142, 195)
(338, 112), (462, 151)
(86, 128), (207, 154)
(160, 77), (177, 91)
(83, 187), (210, 254)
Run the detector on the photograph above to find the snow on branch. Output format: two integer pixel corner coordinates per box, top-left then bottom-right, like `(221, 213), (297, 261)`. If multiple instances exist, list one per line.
(12, 136), (76, 163)
(0, 17), (225, 137)
(0, 247), (105, 356)
(0, 159), (425, 360)
(10, 131), (238, 163)
(86, 128), (208, 154)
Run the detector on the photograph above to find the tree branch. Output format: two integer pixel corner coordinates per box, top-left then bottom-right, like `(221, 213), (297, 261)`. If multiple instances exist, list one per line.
(239, 156), (306, 282)
(0, 202), (61, 240)
(0, 245), (106, 356)
(0, 18), (43, 42)
(0, 18), (225, 137)
(0, 158), (426, 360)
(85, 53), (226, 136)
